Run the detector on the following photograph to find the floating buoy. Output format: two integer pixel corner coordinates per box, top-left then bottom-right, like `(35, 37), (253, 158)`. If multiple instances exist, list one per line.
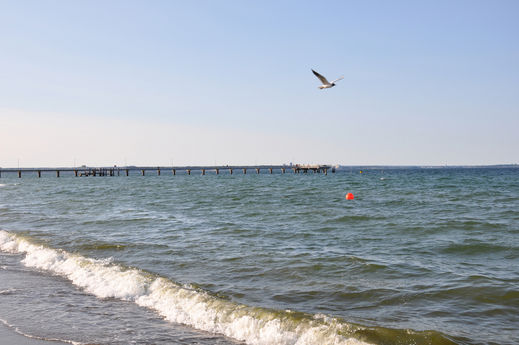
(345, 193), (354, 200)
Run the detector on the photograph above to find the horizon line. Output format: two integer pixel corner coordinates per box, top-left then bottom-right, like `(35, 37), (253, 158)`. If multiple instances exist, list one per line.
(1, 163), (518, 170)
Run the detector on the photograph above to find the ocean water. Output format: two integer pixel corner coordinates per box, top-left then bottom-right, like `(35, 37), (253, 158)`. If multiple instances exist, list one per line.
(0, 168), (518, 345)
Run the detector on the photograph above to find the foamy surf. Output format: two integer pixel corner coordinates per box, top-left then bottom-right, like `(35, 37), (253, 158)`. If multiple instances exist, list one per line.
(0, 230), (371, 345)
(0, 288), (19, 295)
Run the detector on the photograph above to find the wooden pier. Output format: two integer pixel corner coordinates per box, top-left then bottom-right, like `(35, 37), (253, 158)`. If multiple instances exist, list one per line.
(0, 164), (335, 178)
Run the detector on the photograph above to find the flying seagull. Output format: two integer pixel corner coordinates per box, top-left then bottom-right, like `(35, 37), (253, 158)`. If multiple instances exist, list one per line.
(312, 69), (344, 89)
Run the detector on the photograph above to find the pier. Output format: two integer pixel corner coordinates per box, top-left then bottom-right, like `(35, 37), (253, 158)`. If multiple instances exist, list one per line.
(0, 164), (334, 178)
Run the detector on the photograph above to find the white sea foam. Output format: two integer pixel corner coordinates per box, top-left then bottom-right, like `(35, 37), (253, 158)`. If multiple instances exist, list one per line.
(0, 183), (19, 187)
(0, 230), (371, 345)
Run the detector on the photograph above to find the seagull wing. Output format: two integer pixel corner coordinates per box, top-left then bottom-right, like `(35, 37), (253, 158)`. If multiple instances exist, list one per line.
(331, 76), (344, 84)
(312, 69), (330, 85)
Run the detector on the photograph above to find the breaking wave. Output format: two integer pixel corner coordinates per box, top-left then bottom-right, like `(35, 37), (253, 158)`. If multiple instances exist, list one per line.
(0, 230), (456, 345)
(0, 230), (371, 345)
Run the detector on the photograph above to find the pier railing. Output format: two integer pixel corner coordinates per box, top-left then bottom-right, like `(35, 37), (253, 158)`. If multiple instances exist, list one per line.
(0, 165), (334, 178)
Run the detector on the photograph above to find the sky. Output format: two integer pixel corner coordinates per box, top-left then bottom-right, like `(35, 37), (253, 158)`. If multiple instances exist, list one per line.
(1, 0), (518, 167)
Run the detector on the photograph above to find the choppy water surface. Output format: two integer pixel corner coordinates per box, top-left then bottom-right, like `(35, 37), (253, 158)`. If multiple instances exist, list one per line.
(0, 168), (518, 345)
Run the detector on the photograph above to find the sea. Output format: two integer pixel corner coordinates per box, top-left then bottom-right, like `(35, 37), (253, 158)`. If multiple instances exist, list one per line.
(0, 167), (518, 345)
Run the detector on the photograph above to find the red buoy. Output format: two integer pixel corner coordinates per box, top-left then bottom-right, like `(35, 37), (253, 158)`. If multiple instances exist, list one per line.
(345, 193), (354, 200)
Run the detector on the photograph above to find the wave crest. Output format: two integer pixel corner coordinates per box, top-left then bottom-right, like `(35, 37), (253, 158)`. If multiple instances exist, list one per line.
(0, 230), (371, 345)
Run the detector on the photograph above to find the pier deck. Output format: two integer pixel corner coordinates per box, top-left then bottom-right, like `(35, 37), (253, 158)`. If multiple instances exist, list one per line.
(0, 165), (334, 178)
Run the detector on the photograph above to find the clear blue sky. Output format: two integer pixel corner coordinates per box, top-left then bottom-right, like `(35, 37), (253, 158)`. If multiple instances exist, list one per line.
(1, 1), (518, 167)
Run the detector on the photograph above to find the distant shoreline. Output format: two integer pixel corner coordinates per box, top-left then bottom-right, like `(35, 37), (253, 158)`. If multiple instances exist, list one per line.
(336, 164), (519, 169)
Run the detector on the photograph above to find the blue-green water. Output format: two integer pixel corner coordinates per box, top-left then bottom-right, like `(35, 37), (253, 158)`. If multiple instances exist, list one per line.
(0, 168), (518, 345)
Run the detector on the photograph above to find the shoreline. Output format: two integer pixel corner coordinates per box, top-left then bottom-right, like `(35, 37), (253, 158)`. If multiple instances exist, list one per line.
(0, 322), (69, 345)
